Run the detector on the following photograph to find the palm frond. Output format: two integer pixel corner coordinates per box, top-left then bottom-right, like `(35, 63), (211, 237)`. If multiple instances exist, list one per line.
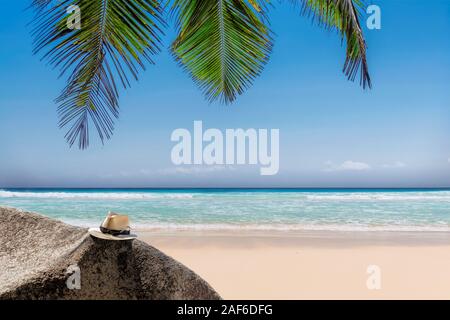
(293, 0), (371, 88)
(171, 0), (273, 104)
(31, 0), (54, 8)
(32, 0), (165, 149)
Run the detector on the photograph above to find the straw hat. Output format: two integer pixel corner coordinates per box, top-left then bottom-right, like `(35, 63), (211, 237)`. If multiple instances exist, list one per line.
(88, 212), (137, 241)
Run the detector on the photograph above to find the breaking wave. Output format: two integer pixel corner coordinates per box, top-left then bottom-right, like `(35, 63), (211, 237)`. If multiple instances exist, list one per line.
(0, 190), (194, 200)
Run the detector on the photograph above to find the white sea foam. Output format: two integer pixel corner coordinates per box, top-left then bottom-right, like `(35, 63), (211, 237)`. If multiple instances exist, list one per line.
(0, 190), (193, 200)
(3, 190), (450, 201)
(306, 192), (450, 201)
(62, 219), (450, 232)
(136, 223), (450, 232)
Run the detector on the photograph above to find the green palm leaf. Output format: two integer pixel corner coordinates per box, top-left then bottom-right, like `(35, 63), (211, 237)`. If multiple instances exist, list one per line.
(32, 0), (165, 149)
(293, 0), (371, 88)
(171, 0), (273, 104)
(30, 0), (371, 149)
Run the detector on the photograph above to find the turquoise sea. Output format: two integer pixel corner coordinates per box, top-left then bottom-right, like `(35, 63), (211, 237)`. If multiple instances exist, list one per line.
(1, 188), (450, 232)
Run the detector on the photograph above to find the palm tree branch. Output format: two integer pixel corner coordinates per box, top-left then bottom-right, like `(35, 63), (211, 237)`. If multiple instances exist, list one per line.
(294, 0), (371, 88)
(31, 0), (165, 149)
(171, 0), (273, 104)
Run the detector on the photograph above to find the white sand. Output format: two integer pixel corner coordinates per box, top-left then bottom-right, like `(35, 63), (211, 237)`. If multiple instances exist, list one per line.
(138, 230), (450, 299)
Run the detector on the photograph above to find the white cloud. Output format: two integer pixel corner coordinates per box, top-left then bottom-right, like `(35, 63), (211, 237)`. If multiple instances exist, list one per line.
(139, 169), (152, 175)
(323, 160), (371, 172)
(381, 161), (406, 169)
(119, 171), (131, 177)
(96, 166), (237, 179)
(158, 165), (236, 175)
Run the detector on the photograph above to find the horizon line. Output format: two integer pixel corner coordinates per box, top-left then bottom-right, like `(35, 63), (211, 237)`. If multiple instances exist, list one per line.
(2, 187), (450, 190)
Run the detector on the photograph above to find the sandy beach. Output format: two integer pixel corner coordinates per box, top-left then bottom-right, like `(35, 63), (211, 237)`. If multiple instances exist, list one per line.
(139, 230), (450, 300)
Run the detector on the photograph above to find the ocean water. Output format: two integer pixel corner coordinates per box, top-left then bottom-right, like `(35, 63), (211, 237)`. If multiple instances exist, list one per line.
(1, 188), (450, 232)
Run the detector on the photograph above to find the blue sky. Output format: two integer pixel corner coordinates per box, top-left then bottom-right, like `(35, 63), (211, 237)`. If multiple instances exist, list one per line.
(0, 0), (449, 188)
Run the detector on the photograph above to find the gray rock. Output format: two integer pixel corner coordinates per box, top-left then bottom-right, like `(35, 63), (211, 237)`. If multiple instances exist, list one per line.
(0, 207), (221, 300)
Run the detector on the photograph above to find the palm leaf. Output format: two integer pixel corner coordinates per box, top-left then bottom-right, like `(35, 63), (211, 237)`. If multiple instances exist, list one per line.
(171, 0), (273, 104)
(293, 0), (371, 88)
(31, 0), (165, 149)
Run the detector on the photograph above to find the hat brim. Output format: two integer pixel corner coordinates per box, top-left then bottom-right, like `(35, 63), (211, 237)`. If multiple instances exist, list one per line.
(88, 227), (137, 241)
